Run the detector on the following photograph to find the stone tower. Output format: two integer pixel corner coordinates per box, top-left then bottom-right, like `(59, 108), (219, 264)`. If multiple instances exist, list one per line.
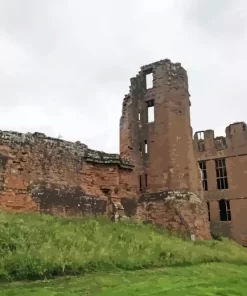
(120, 59), (211, 240)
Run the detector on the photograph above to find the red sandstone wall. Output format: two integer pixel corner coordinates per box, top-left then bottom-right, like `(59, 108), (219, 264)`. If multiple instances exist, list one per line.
(120, 59), (202, 195)
(194, 122), (247, 245)
(119, 59), (211, 240)
(0, 131), (137, 215)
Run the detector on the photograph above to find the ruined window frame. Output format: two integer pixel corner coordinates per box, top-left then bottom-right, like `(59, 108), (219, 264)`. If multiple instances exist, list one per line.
(218, 199), (231, 221)
(199, 160), (208, 191)
(215, 158), (229, 190)
(146, 99), (155, 123)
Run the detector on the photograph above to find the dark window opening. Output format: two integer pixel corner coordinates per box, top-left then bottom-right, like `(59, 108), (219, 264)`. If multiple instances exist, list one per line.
(145, 174), (148, 187)
(219, 199), (231, 221)
(146, 100), (154, 123)
(139, 175), (142, 191)
(144, 140), (148, 153)
(146, 73), (153, 89)
(207, 202), (210, 221)
(199, 161), (208, 191)
(215, 158), (228, 190)
(243, 123), (246, 131)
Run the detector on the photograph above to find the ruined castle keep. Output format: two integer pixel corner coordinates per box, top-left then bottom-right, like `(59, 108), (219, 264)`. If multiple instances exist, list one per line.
(0, 59), (212, 240)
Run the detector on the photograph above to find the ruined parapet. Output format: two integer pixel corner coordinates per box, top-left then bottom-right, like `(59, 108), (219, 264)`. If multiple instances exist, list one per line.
(194, 121), (247, 156)
(0, 130), (134, 169)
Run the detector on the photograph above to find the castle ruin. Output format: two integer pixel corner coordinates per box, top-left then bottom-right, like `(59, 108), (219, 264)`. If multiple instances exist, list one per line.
(194, 123), (247, 246)
(0, 59), (216, 240)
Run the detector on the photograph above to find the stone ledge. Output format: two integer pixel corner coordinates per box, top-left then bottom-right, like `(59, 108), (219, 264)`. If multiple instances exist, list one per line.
(139, 190), (202, 203)
(84, 149), (134, 169)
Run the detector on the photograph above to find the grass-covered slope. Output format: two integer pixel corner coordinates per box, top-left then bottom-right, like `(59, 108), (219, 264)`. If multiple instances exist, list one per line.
(3, 263), (247, 296)
(0, 210), (247, 282)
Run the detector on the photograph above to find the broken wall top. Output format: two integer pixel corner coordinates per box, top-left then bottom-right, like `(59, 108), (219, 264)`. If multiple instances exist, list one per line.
(194, 121), (247, 156)
(0, 130), (134, 169)
(121, 58), (190, 119)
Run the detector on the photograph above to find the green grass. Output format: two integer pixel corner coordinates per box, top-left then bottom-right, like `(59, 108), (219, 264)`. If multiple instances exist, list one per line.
(1, 210), (247, 295)
(1, 263), (247, 295)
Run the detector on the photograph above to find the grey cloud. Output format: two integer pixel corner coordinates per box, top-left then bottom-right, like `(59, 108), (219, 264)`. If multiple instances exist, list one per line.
(0, 0), (246, 152)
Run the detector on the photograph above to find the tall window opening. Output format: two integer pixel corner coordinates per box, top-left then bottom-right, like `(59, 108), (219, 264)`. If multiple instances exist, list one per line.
(219, 199), (231, 221)
(146, 73), (153, 89)
(139, 175), (142, 191)
(145, 174), (148, 187)
(199, 161), (208, 191)
(144, 140), (148, 154)
(146, 100), (154, 123)
(215, 158), (228, 190)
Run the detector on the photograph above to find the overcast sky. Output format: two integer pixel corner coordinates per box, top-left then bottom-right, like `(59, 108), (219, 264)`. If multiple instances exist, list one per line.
(0, 0), (246, 153)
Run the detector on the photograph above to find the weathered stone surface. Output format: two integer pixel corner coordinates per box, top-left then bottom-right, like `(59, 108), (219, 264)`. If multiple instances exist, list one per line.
(120, 59), (211, 240)
(0, 130), (137, 214)
(0, 59), (211, 241)
(137, 191), (211, 240)
(194, 122), (247, 245)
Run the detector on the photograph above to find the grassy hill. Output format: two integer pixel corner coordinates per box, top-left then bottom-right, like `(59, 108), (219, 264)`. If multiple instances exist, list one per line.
(1, 210), (247, 295)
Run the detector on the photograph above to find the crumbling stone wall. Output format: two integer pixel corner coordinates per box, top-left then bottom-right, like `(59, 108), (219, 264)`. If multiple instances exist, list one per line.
(194, 122), (247, 245)
(120, 59), (211, 240)
(0, 59), (212, 241)
(0, 131), (137, 215)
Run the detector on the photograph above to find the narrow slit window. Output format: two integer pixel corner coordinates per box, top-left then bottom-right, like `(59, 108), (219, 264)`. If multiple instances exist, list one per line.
(146, 100), (154, 123)
(219, 199), (231, 221)
(138, 112), (141, 121)
(144, 140), (148, 153)
(215, 158), (228, 190)
(146, 73), (153, 89)
(139, 175), (142, 191)
(207, 202), (210, 221)
(145, 174), (148, 187)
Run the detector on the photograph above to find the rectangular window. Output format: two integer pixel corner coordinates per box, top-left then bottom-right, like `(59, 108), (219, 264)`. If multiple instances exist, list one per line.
(146, 73), (153, 89)
(207, 202), (210, 221)
(199, 161), (208, 191)
(144, 140), (148, 153)
(139, 175), (142, 191)
(219, 199), (231, 221)
(138, 112), (141, 121)
(146, 100), (154, 123)
(215, 158), (228, 190)
(145, 174), (148, 187)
